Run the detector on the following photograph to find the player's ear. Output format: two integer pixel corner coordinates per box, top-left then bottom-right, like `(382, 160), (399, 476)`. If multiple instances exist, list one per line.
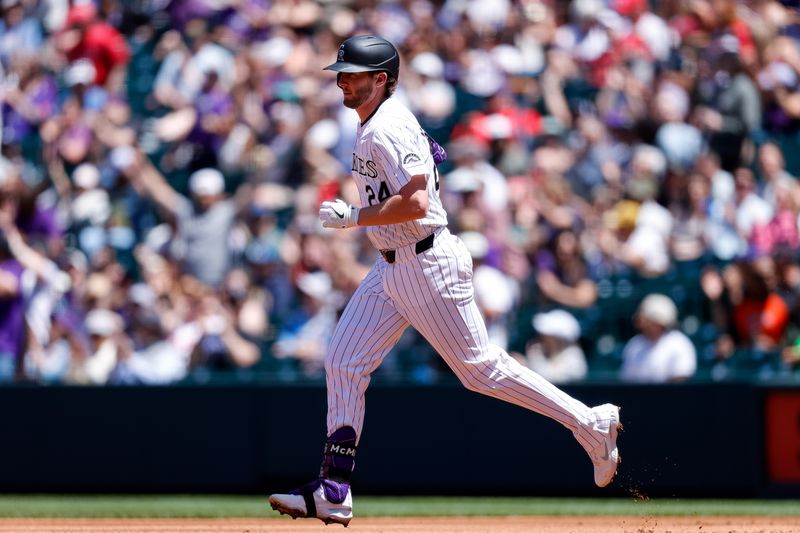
(375, 71), (387, 87)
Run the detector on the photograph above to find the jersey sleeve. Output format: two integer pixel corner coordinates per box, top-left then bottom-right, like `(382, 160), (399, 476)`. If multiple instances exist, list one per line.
(373, 126), (431, 191)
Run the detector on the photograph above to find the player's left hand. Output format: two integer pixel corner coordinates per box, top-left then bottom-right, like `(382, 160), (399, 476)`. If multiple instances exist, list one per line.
(319, 198), (360, 229)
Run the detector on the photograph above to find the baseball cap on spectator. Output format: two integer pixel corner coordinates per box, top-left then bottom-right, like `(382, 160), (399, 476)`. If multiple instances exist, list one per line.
(483, 114), (514, 140)
(604, 199), (640, 231)
(189, 168), (225, 197)
(459, 231), (489, 259)
(461, 50), (505, 97)
(251, 36), (294, 67)
(65, 59), (96, 86)
(572, 0), (604, 20)
(65, 1), (96, 27)
(306, 119), (340, 150)
(491, 44), (530, 76)
(417, 80), (456, 119)
(297, 271), (332, 301)
(410, 52), (444, 79)
(129, 283), (156, 307)
(637, 294), (677, 328)
(612, 0), (646, 17)
(446, 168), (482, 193)
(85, 309), (120, 337)
(533, 309), (581, 342)
(72, 189), (111, 225)
(72, 162), (100, 189)
(707, 34), (740, 62)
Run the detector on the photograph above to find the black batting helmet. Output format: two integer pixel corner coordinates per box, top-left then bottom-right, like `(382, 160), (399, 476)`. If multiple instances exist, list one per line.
(324, 35), (400, 80)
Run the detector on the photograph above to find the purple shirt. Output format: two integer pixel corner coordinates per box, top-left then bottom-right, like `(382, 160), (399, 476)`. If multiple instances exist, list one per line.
(1, 75), (57, 144)
(190, 88), (234, 150)
(0, 259), (25, 357)
(16, 205), (63, 240)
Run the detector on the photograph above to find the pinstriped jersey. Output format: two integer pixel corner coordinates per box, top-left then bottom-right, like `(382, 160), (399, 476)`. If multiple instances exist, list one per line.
(351, 97), (447, 250)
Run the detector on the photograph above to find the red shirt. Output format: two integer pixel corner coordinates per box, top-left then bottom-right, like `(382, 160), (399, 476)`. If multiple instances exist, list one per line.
(66, 23), (130, 86)
(733, 293), (790, 345)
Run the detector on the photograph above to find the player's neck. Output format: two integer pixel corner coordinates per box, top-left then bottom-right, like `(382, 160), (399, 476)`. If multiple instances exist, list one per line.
(356, 95), (388, 124)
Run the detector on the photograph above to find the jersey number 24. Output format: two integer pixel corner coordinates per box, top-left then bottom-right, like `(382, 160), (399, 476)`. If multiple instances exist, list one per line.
(365, 169), (440, 206)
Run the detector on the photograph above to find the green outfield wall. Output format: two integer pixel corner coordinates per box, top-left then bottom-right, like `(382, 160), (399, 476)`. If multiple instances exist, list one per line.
(2, 382), (798, 497)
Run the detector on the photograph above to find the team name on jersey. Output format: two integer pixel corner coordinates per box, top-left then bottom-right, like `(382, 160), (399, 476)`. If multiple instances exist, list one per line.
(352, 153), (377, 178)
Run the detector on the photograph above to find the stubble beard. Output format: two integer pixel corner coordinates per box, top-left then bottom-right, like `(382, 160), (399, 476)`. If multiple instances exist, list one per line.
(343, 84), (373, 109)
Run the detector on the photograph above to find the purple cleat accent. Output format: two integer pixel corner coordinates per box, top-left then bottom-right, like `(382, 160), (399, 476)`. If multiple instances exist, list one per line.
(269, 478), (353, 526)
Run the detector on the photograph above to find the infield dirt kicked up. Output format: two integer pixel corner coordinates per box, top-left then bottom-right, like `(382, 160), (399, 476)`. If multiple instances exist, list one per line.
(0, 516), (798, 532)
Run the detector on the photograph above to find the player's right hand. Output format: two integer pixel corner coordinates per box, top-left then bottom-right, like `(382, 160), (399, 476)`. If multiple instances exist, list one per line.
(319, 198), (360, 229)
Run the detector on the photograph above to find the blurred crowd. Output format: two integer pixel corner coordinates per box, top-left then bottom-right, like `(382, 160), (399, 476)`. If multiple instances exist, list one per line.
(2, 0), (800, 385)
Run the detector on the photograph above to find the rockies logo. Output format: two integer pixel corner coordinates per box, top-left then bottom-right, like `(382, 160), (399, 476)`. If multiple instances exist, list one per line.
(338, 47), (345, 61)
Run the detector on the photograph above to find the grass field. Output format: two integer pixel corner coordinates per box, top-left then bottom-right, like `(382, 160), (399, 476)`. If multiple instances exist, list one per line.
(0, 495), (798, 519)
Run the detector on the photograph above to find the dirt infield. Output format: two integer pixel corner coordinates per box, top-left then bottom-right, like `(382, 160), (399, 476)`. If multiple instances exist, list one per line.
(0, 516), (798, 533)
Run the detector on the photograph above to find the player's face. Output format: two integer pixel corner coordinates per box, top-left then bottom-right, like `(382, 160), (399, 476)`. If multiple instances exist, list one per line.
(337, 72), (382, 109)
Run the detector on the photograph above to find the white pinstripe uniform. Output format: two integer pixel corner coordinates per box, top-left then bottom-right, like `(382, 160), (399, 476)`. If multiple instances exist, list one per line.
(326, 97), (611, 458)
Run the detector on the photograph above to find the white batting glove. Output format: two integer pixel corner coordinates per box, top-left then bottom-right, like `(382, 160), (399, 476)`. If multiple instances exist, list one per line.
(319, 198), (360, 229)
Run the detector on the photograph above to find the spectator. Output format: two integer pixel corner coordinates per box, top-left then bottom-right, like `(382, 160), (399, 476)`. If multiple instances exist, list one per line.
(1, 54), (57, 157)
(717, 259), (790, 352)
(0, 223), (25, 381)
(55, 2), (130, 89)
(0, 0), (798, 385)
(756, 141), (796, 206)
(619, 293), (697, 382)
(125, 150), (245, 288)
(692, 34), (761, 172)
(190, 290), (262, 372)
(600, 197), (674, 278)
(272, 270), (338, 378)
(80, 308), (124, 384)
(514, 309), (588, 384)
(734, 167), (773, 250)
(533, 229), (598, 309)
(0, 0), (43, 69)
(460, 231), (517, 350)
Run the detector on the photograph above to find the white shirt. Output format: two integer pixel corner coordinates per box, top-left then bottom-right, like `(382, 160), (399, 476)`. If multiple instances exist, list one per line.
(351, 98), (448, 250)
(526, 344), (588, 384)
(619, 330), (697, 383)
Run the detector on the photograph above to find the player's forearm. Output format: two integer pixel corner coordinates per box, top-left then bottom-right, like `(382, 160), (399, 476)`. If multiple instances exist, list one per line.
(357, 174), (429, 226)
(357, 191), (428, 226)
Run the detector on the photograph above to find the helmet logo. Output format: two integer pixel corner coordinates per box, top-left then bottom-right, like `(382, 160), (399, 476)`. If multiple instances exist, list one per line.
(337, 46), (345, 62)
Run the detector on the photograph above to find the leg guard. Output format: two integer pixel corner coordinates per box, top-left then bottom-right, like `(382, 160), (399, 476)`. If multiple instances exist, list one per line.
(320, 426), (357, 483)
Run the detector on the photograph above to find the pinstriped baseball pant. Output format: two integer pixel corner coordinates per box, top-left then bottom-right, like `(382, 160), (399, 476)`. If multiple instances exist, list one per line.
(325, 228), (605, 454)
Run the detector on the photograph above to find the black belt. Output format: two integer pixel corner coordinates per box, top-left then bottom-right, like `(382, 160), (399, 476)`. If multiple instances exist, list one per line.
(380, 233), (435, 264)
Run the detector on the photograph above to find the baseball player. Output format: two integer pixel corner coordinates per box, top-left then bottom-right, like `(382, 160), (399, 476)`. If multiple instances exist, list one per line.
(268, 35), (622, 527)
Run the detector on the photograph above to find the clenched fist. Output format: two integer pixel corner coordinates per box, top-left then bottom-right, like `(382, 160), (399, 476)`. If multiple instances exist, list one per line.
(319, 198), (360, 229)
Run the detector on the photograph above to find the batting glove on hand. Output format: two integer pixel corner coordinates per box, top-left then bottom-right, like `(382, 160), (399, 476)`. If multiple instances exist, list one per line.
(319, 198), (360, 229)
